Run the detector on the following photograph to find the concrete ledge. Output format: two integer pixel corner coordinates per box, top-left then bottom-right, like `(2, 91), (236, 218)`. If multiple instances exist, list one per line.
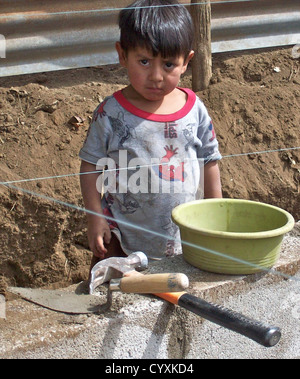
(0, 223), (299, 359)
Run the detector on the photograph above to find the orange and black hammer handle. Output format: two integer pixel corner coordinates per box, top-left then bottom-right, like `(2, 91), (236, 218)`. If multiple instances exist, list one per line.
(155, 292), (281, 348)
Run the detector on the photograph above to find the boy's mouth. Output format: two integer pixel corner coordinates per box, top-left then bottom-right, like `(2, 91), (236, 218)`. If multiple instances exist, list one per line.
(146, 87), (163, 92)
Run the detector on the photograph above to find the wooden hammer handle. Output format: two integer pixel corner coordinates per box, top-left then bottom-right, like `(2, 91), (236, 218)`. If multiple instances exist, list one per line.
(110, 273), (189, 293)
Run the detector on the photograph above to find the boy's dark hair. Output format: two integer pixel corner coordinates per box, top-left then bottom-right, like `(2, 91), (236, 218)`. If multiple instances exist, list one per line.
(118, 0), (194, 60)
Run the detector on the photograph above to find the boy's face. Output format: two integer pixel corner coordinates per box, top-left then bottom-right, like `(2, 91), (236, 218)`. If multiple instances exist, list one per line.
(116, 43), (194, 103)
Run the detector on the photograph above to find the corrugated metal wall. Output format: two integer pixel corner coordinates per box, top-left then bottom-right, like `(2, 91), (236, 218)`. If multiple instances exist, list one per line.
(0, 0), (299, 77)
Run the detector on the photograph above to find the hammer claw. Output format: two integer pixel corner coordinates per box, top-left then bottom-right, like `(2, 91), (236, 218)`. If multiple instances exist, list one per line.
(89, 252), (148, 294)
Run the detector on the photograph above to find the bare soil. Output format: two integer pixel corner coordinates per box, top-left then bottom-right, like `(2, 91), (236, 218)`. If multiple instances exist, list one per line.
(0, 46), (299, 294)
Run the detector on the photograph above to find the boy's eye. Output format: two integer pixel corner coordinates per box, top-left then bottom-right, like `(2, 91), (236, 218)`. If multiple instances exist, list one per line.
(165, 62), (174, 69)
(140, 59), (149, 66)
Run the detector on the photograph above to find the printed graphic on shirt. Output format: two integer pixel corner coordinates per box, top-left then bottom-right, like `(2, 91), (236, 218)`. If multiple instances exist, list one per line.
(209, 121), (216, 142)
(160, 215), (179, 257)
(182, 124), (196, 151)
(94, 100), (107, 121)
(118, 193), (141, 214)
(158, 145), (185, 182)
(83, 100), (108, 145)
(164, 122), (178, 139)
(109, 112), (137, 148)
(103, 206), (119, 230)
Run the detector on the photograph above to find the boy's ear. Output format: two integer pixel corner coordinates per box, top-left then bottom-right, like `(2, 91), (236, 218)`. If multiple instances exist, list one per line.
(181, 50), (194, 73)
(187, 50), (195, 63)
(115, 42), (127, 67)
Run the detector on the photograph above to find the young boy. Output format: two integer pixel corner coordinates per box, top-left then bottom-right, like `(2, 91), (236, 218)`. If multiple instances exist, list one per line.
(79, 0), (222, 268)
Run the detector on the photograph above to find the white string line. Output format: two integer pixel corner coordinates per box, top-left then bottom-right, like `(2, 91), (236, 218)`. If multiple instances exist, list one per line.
(0, 0), (258, 20)
(1, 181), (299, 284)
(0, 146), (299, 186)
(222, 146), (300, 159)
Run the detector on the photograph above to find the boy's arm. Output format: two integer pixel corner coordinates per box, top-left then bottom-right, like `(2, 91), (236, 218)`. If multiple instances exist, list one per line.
(204, 160), (222, 199)
(80, 160), (111, 258)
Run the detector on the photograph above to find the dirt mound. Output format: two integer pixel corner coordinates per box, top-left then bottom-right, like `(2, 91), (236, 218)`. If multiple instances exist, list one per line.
(205, 48), (299, 217)
(0, 46), (299, 292)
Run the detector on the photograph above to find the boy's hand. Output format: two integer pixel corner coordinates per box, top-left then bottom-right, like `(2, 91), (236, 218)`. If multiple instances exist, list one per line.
(87, 217), (111, 259)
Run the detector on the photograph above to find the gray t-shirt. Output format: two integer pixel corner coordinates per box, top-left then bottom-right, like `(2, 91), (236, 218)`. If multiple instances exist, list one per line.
(79, 88), (221, 260)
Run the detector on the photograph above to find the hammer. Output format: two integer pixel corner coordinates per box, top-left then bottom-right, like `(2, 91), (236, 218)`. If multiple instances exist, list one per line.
(89, 251), (189, 295)
(89, 252), (280, 347)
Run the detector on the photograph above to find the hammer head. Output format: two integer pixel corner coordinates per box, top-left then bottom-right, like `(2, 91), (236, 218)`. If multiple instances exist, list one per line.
(89, 251), (148, 294)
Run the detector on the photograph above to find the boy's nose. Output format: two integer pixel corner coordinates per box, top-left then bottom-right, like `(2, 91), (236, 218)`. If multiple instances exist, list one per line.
(149, 66), (164, 82)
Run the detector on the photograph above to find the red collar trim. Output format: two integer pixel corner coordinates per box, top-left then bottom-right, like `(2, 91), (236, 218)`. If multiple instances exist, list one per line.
(113, 88), (196, 122)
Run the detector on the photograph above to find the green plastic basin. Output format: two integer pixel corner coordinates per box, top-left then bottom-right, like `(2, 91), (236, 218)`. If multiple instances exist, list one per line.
(172, 199), (295, 274)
